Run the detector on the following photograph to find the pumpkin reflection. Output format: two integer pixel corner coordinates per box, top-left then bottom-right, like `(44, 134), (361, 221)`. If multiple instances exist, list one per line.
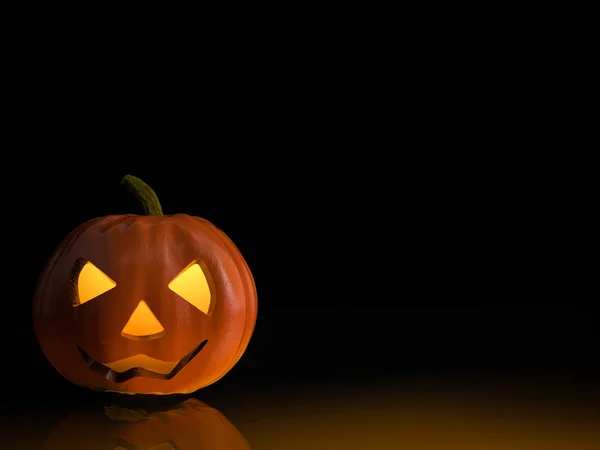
(42, 398), (250, 450)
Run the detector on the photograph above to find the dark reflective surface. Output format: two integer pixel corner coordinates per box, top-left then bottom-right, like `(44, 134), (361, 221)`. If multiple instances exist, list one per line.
(2, 375), (600, 449)
(232, 378), (600, 449)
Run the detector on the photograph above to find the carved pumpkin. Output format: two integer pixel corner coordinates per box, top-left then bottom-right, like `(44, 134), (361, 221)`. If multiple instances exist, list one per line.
(41, 398), (251, 449)
(33, 175), (257, 395)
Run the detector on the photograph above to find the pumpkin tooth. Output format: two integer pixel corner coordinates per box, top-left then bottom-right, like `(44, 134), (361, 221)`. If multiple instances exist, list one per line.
(76, 346), (95, 367)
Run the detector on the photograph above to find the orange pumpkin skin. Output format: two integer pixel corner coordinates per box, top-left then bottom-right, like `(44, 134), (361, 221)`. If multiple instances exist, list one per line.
(41, 398), (251, 449)
(33, 212), (257, 395)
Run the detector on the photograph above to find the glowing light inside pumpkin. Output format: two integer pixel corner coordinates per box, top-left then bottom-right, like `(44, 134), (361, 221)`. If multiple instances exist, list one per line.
(168, 262), (212, 314)
(121, 300), (166, 340)
(105, 353), (178, 374)
(76, 261), (116, 305)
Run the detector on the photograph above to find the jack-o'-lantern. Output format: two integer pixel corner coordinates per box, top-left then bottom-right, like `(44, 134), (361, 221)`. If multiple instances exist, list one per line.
(41, 398), (251, 449)
(32, 175), (257, 395)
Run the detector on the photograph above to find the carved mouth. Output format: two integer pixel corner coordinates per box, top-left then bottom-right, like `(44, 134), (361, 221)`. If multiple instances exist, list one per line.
(77, 340), (208, 383)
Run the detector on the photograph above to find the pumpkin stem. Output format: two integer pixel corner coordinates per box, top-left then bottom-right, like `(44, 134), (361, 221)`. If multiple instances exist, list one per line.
(121, 175), (164, 216)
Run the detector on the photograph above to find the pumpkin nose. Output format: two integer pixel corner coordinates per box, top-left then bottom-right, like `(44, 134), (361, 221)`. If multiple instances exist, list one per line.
(121, 300), (166, 340)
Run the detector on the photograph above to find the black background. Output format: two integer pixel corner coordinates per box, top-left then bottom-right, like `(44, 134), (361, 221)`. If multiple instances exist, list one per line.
(1, 152), (595, 406)
(0, 14), (595, 448)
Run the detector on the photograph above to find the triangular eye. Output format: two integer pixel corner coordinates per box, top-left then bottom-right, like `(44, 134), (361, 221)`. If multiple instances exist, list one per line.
(73, 259), (116, 306)
(168, 261), (212, 314)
